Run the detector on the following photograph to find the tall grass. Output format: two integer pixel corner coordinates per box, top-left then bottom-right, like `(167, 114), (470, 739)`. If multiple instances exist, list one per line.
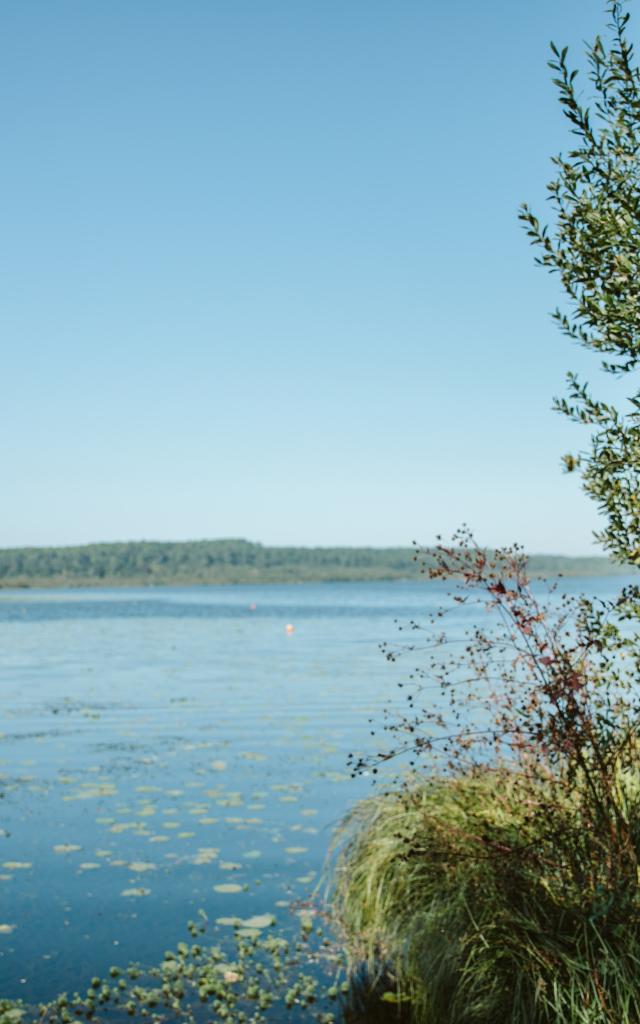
(332, 765), (640, 1023)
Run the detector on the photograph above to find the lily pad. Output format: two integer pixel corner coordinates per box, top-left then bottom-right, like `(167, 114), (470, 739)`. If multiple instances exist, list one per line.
(241, 914), (275, 929)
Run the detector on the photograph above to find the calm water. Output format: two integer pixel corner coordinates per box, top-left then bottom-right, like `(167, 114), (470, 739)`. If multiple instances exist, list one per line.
(0, 577), (630, 1005)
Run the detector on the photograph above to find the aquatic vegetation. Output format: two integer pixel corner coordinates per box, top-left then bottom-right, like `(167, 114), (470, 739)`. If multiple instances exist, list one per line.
(1, 915), (344, 1024)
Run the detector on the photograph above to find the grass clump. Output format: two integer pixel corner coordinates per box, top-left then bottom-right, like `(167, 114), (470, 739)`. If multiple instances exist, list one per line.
(333, 765), (640, 1024)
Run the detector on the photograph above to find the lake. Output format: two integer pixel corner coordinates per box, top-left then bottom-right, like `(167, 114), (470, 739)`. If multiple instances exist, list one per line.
(0, 577), (630, 1008)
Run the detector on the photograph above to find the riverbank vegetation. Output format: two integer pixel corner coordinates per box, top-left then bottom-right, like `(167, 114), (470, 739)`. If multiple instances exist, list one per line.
(334, 3), (640, 1021)
(0, 540), (621, 589)
(334, 536), (640, 1023)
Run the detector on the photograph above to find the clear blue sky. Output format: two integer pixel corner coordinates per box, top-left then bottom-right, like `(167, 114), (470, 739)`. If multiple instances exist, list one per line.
(1, 0), (623, 554)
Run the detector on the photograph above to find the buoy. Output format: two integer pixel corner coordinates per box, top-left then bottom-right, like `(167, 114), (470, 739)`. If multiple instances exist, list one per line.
(285, 623), (295, 634)
(249, 602), (257, 611)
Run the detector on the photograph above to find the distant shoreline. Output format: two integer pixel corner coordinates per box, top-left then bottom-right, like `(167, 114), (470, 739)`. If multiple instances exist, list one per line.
(0, 539), (629, 589)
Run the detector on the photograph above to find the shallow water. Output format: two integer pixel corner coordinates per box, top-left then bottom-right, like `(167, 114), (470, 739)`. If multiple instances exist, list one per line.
(0, 577), (630, 1004)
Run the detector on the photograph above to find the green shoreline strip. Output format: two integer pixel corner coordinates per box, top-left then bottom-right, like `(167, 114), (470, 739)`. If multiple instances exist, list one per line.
(0, 539), (626, 588)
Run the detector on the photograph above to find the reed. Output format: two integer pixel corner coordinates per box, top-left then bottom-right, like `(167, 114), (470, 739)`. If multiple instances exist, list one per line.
(332, 762), (640, 1024)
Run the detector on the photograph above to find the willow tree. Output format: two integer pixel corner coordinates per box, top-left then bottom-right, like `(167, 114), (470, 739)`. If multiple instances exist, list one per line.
(520, 0), (640, 567)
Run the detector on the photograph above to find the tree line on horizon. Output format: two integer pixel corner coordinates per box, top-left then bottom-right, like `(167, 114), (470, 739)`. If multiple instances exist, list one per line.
(0, 538), (624, 587)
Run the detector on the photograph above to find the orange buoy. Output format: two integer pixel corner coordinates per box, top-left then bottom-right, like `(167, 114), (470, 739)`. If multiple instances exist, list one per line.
(285, 623), (295, 634)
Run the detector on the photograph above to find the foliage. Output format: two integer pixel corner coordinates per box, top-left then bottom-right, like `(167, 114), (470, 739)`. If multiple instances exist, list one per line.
(353, 531), (640, 779)
(0, 916), (343, 1024)
(520, 0), (640, 566)
(0, 540), (621, 588)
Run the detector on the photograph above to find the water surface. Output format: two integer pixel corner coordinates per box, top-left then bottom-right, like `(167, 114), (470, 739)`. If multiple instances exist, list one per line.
(0, 577), (628, 1003)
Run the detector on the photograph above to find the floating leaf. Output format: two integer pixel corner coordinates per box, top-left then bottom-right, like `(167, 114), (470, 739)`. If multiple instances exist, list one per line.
(241, 914), (275, 929)
(193, 847), (219, 865)
(1, 1008), (22, 1022)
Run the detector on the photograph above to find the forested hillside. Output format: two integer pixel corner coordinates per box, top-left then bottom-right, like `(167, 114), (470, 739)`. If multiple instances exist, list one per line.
(0, 539), (625, 587)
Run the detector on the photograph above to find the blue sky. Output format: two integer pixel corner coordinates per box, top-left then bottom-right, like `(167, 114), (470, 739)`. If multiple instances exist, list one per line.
(1, 0), (623, 554)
